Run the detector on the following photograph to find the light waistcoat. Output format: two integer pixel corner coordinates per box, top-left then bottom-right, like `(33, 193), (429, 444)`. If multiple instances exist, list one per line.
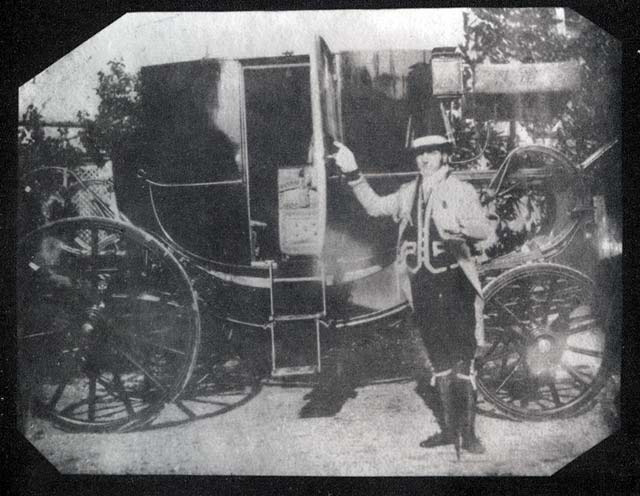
(350, 170), (493, 345)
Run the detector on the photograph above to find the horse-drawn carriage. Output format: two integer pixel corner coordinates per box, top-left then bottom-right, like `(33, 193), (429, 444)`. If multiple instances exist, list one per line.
(17, 37), (619, 432)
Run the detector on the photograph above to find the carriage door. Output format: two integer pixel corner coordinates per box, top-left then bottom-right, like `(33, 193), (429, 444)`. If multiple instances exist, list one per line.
(305, 35), (343, 256)
(242, 56), (314, 261)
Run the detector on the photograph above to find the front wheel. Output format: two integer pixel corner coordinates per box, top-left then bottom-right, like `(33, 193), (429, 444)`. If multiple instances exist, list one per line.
(476, 263), (610, 421)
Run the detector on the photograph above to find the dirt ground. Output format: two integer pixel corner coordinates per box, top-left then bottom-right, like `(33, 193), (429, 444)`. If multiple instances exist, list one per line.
(22, 327), (619, 476)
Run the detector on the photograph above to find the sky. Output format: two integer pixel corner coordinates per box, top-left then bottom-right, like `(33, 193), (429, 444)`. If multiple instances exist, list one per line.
(18, 9), (466, 123)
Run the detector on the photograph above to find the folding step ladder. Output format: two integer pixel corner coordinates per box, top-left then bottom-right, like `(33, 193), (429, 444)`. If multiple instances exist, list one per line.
(268, 261), (326, 377)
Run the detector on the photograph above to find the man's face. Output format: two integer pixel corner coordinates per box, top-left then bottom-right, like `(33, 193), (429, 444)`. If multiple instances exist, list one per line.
(415, 148), (445, 177)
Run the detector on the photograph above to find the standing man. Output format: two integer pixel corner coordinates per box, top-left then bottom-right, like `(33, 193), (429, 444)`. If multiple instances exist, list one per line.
(332, 135), (495, 455)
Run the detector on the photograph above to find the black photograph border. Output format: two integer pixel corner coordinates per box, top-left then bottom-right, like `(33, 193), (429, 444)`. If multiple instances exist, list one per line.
(4, 1), (638, 494)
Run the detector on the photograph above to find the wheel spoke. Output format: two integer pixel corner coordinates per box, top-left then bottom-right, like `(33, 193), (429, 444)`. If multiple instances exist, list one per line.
(109, 293), (191, 317)
(554, 285), (585, 300)
(496, 356), (524, 393)
(563, 317), (599, 335)
(88, 374), (97, 422)
(112, 373), (136, 417)
(112, 329), (187, 357)
(21, 329), (69, 340)
(560, 362), (590, 388)
(132, 334), (187, 356)
(174, 400), (197, 419)
(73, 235), (92, 253)
(566, 345), (603, 359)
(476, 343), (506, 365)
(480, 340), (500, 360)
(479, 327), (515, 365)
(548, 382), (562, 407)
(493, 296), (527, 325)
(498, 353), (509, 379)
(96, 374), (136, 418)
(98, 233), (121, 252)
(115, 347), (167, 394)
(540, 276), (558, 319)
(493, 338), (521, 373)
(47, 381), (69, 409)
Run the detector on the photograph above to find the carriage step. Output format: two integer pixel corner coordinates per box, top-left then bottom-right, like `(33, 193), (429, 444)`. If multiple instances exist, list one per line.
(269, 261), (326, 321)
(270, 319), (322, 377)
(271, 365), (318, 377)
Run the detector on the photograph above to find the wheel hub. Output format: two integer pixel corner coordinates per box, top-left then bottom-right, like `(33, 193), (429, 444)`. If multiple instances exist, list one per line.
(536, 338), (552, 354)
(525, 325), (566, 375)
(78, 300), (107, 345)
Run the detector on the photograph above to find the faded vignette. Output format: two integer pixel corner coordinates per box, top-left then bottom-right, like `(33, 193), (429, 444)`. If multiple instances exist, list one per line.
(16, 9), (621, 476)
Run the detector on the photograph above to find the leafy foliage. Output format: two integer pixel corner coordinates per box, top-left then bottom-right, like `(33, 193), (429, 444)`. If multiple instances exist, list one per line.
(18, 104), (84, 177)
(458, 7), (621, 163)
(76, 60), (143, 165)
(454, 8), (620, 257)
(19, 60), (142, 176)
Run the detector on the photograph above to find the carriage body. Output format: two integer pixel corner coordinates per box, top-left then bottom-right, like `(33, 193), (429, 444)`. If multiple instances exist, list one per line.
(18, 37), (618, 431)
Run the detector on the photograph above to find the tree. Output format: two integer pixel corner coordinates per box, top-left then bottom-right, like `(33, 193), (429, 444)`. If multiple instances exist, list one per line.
(18, 60), (142, 176)
(458, 7), (621, 164)
(450, 8), (622, 257)
(77, 59), (143, 166)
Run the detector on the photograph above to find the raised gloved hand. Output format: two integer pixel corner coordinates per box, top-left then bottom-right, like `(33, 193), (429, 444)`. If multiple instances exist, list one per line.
(332, 141), (359, 174)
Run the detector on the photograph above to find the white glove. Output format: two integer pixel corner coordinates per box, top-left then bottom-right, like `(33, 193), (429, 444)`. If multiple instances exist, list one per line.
(332, 141), (359, 173)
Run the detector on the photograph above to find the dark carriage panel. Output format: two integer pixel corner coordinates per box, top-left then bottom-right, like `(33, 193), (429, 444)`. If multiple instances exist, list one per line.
(138, 58), (243, 183)
(115, 58), (253, 263)
(150, 184), (252, 264)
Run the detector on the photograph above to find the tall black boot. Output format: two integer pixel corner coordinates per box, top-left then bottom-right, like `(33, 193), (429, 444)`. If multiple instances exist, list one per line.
(459, 376), (486, 454)
(419, 371), (455, 448)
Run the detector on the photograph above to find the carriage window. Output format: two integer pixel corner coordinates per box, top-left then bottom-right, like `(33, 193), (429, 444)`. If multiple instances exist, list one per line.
(244, 66), (312, 168)
(139, 59), (243, 183)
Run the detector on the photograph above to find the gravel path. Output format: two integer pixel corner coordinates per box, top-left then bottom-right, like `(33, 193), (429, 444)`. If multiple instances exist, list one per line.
(24, 377), (615, 476)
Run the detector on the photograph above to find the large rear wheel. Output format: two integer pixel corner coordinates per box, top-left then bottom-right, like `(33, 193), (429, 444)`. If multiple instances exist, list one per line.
(17, 217), (201, 432)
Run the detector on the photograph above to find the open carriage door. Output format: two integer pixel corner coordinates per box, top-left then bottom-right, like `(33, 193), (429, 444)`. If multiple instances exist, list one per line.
(278, 36), (342, 257)
(267, 37), (342, 377)
(313, 35), (344, 155)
